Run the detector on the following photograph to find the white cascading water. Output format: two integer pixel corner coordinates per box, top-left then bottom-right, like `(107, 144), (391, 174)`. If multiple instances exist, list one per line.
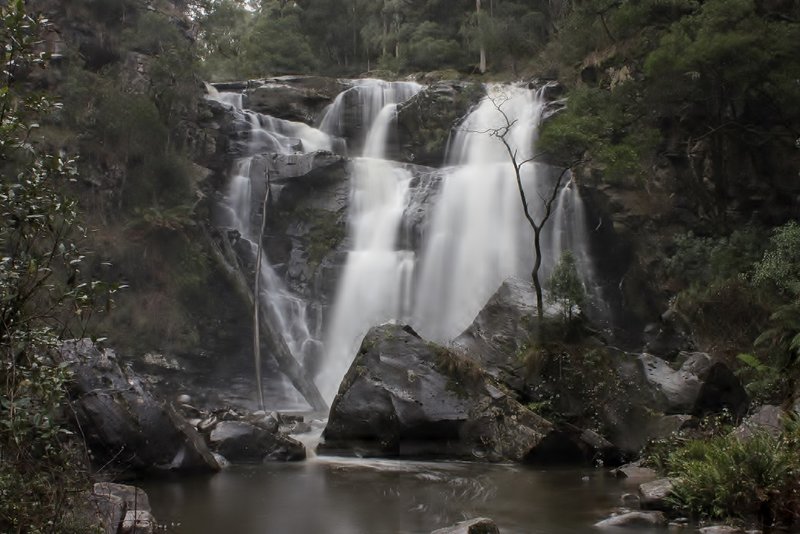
(317, 82), (422, 403)
(321, 83), (600, 404)
(412, 86), (541, 342)
(209, 80), (599, 410)
(320, 79), (421, 143)
(208, 87), (335, 408)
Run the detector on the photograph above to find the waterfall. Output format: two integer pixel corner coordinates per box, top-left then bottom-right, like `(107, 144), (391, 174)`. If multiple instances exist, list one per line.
(320, 83), (599, 403)
(208, 91), (334, 409)
(317, 83), (422, 403)
(320, 79), (421, 144)
(209, 79), (600, 410)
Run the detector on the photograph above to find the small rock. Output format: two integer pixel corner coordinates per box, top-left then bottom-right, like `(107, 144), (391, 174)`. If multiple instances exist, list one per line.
(177, 394), (192, 404)
(431, 517), (499, 534)
(612, 462), (657, 480)
(212, 452), (231, 469)
(639, 478), (674, 510)
(198, 415), (218, 433)
(595, 511), (667, 528)
(620, 493), (640, 508)
(120, 510), (157, 534)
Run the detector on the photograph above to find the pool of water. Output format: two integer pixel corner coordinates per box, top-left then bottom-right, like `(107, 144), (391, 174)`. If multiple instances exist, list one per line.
(142, 456), (666, 534)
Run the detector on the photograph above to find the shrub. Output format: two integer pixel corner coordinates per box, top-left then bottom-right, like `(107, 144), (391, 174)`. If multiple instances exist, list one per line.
(547, 251), (586, 323)
(667, 430), (800, 525)
(0, 3), (114, 531)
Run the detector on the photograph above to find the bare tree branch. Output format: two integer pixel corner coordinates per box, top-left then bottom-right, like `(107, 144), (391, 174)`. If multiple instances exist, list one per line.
(462, 92), (585, 322)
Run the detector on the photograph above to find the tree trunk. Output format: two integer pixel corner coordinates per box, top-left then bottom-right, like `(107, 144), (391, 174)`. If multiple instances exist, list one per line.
(532, 227), (544, 321)
(477, 0), (487, 73)
(253, 184), (269, 410)
(203, 227), (328, 413)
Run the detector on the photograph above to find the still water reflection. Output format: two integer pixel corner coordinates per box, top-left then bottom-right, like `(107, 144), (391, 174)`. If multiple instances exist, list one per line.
(143, 457), (664, 534)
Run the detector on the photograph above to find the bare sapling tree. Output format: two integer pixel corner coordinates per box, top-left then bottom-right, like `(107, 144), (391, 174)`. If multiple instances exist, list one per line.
(476, 94), (582, 322)
(252, 170), (271, 411)
(249, 169), (328, 412)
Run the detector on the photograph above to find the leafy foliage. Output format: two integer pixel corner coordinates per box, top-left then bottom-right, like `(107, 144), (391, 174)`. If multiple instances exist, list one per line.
(0, 2), (116, 531)
(546, 251), (585, 322)
(666, 429), (800, 525)
(194, 0), (558, 78)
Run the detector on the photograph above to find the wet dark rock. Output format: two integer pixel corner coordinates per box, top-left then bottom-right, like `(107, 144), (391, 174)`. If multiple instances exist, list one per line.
(524, 425), (624, 466)
(207, 420), (306, 463)
(59, 340), (220, 476)
(620, 493), (641, 508)
(639, 478), (675, 511)
(242, 76), (344, 124)
(321, 324), (555, 461)
(396, 82), (486, 166)
(431, 517), (500, 534)
(595, 511), (667, 528)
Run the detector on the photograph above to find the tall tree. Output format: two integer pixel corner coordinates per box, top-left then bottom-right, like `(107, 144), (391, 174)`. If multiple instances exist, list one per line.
(476, 0), (486, 73)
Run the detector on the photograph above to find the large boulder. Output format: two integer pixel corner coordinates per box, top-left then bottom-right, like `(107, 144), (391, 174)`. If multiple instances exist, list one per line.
(396, 81), (486, 166)
(59, 340), (220, 475)
(321, 324), (620, 463)
(639, 352), (749, 418)
(452, 277), (539, 395)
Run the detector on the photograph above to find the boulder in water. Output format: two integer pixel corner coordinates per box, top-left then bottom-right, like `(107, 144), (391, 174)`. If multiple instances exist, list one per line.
(639, 478), (675, 511)
(320, 324), (613, 463)
(120, 510), (157, 534)
(83, 482), (154, 534)
(595, 511), (667, 528)
(207, 420), (306, 463)
(59, 340), (220, 476)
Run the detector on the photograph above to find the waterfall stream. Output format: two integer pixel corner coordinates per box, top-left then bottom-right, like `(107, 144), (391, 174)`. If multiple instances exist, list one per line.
(209, 80), (600, 410)
(208, 88), (335, 409)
